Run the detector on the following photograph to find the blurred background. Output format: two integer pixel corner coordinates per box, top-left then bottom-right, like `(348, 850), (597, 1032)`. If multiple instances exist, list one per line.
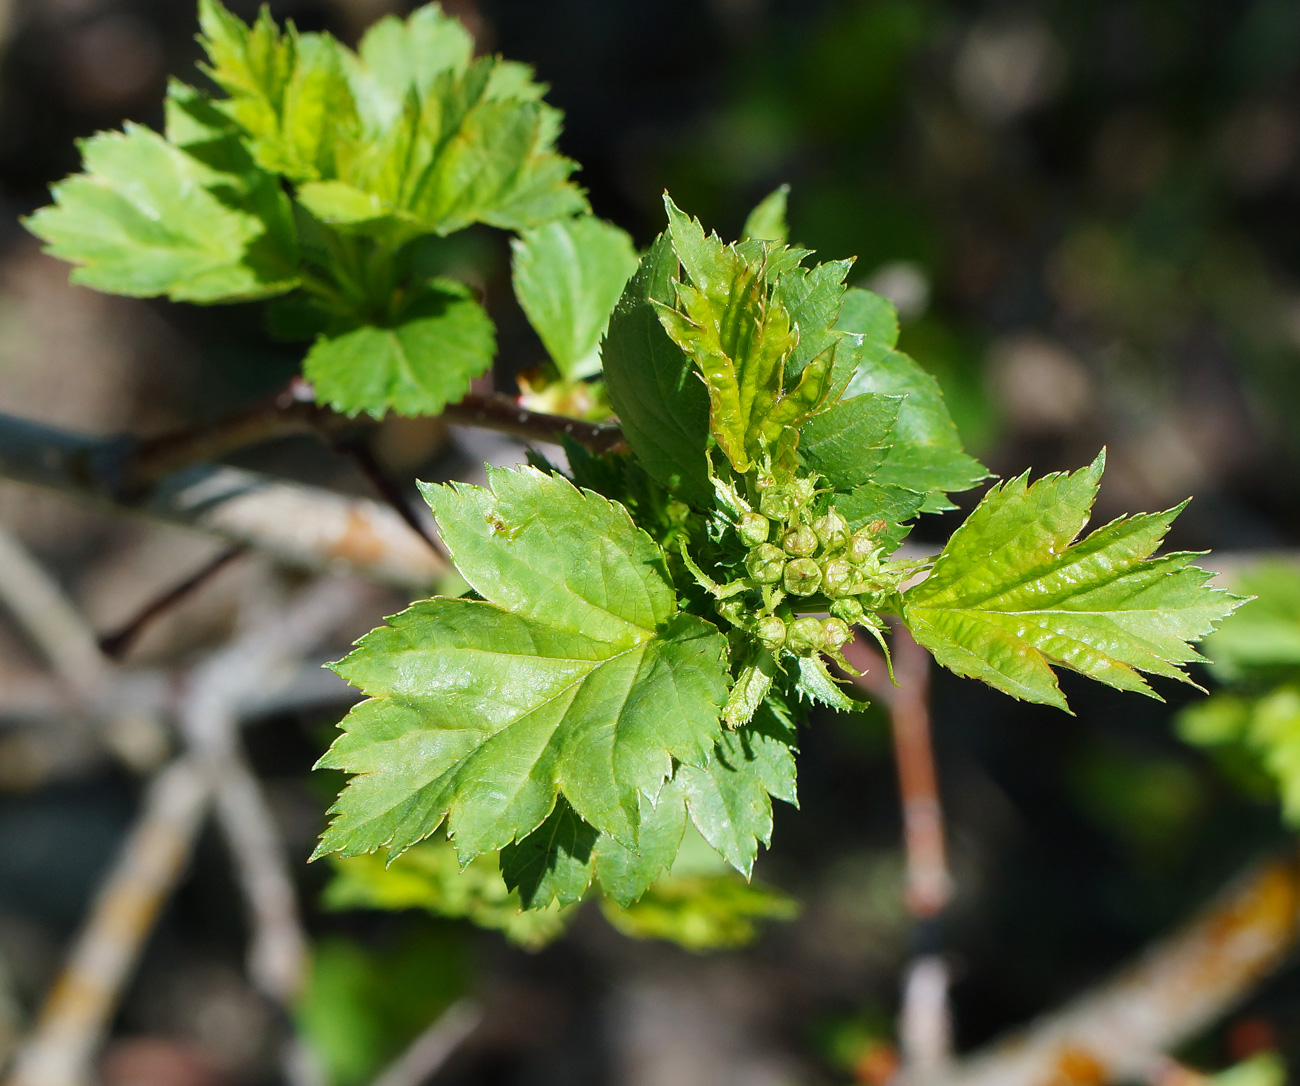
(3, 0), (1300, 1083)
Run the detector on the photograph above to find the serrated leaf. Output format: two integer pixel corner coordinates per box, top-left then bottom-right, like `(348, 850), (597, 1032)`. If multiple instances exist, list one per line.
(26, 122), (298, 303)
(657, 195), (830, 474)
(511, 215), (639, 379)
(800, 393), (902, 490)
(602, 234), (712, 506)
(837, 287), (986, 509)
(742, 184), (789, 244)
(348, 5), (474, 128)
(795, 654), (865, 713)
(316, 468), (728, 867)
(324, 840), (569, 949)
(303, 278), (494, 417)
(902, 452), (1244, 710)
(500, 797), (596, 909)
(830, 482), (927, 552)
(776, 257), (854, 377)
(678, 702), (799, 876)
(591, 781), (689, 906)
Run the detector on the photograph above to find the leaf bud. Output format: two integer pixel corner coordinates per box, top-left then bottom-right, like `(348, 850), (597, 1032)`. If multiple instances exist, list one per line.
(786, 616), (825, 656)
(737, 511), (770, 547)
(783, 525), (818, 557)
(822, 617), (852, 650)
(756, 615), (786, 651)
(813, 509), (849, 552)
(848, 528), (878, 564)
(758, 485), (795, 520)
(821, 557), (856, 597)
(829, 596), (866, 625)
(783, 557), (822, 596)
(745, 543), (786, 584)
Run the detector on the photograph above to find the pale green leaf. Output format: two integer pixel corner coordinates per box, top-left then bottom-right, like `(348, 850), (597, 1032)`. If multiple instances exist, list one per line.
(1199, 563), (1300, 682)
(742, 184), (789, 243)
(323, 840), (569, 949)
(795, 655), (865, 713)
(511, 215), (639, 379)
(348, 4), (473, 128)
(316, 468), (728, 866)
(303, 278), (495, 417)
(902, 452), (1244, 710)
(601, 873), (798, 951)
(602, 234), (712, 506)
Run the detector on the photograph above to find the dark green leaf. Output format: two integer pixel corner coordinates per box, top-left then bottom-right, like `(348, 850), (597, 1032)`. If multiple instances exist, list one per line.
(800, 393), (902, 490)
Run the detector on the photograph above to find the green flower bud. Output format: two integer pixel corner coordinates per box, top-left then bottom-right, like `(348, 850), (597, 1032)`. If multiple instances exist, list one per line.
(789, 477), (818, 508)
(783, 525), (818, 557)
(822, 617), (852, 650)
(813, 509), (850, 552)
(786, 616), (825, 656)
(783, 557), (822, 596)
(829, 596), (866, 625)
(848, 528), (878, 564)
(737, 511), (770, 546)
(717, 598), (749, 627)
(758, 485), (795, 520)
(821, 557), (855, 596)
(746, 543), (786, 584)
(757, 615), (786, 651)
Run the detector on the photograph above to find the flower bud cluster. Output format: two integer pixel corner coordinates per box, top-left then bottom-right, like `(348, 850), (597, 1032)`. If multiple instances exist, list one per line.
(727, 477), (891, 658)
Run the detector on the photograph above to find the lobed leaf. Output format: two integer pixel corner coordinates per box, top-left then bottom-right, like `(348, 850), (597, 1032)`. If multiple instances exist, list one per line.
(303, 279), (495, 417)
(25, 122), (298, 303)
(902, 452), (1244, 710)
(315, 468), (729, 868)
(511, 215), (639, 379)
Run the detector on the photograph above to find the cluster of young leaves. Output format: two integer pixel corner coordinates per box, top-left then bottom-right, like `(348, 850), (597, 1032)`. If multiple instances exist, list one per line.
(1177, 563), (1300, 824)
(26, 1), (637, 420)
(315, 190), (1239, 919)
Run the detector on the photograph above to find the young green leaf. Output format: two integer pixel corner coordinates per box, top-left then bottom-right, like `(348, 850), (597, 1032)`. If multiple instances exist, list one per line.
(303, 279), (495, 417)
(511, 215), (639, 379)
(25, 122), (298, 303)
(657, 195), (830, 474)
(831, 482), (927, 551)
(902, 452), (1243, 710)
(315, 468), (729, 866)
(348, 4), (474, 127)
(197, 0), (356, 183)
(601, 872), (798, 951)
(799, 393), (903, 490)
(602, 234), (713, 507)
(1197, 563), (1300, 682)
(837, 287), (986, 510)
(742, 184), (790, 244)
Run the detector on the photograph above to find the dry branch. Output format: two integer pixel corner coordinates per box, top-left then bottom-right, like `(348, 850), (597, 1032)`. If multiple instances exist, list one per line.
(368, 1001), (482, 1086)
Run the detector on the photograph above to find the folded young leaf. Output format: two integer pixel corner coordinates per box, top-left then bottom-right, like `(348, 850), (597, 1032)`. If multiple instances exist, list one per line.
(602, 234), (713, 507)
(902, 452), (1243, 710)
(26, 122), (298, 303)
(197, 0), (356, 183)
(303, 279), (495, 417)
(511, 215), (639, 379)
(657, 195), (830, 474)
(315, 468), (729, 866)
(837, 287), (986, 510)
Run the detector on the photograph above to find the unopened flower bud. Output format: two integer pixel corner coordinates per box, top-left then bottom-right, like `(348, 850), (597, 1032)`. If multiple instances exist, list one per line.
(745, 543), (786, 584)
(786, 616), (825, 656)
(757, 615), (786, 651)
(822, 617), (852, 650)
(813, 509), (849, 552)
(718, 598), (749, 627)
(783, 557), (822, 596)
(737, 511), (770, 546)
(783, 525), (818, 557)
(848, 528), (877, 564)
(830, 596), (866, 625)
(758, 486), (795, 521)
(821, 557), (855, 597)
(789, 478), (818, 508)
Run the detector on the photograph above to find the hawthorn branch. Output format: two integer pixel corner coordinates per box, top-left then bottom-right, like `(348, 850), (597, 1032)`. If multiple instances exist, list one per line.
(368, 1000), (482, 1086)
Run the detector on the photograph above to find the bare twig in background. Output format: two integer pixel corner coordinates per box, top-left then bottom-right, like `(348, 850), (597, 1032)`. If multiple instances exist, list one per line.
(901, 852), (1300, 1086)
(97, 544), (246, 660)
(847, 627), (954, 1078)
(3, 757), (212, 1086)
(368, 1000), (482, 1086)
(0, 411), (445, 589)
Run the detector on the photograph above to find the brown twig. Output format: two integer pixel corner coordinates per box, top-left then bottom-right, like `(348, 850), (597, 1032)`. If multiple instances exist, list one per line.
(97, 545), (246, 660)
(444, 392), (625, 453)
